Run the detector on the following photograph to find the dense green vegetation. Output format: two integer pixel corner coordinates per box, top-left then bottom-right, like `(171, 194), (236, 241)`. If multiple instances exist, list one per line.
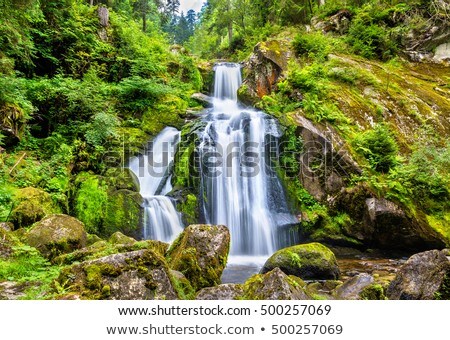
(0, 0), (202, 221)
(0, 0), (449, 300)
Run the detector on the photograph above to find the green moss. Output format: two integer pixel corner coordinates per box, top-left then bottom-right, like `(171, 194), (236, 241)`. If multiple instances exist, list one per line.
(241, 274), (265, 300)
(264, 243), (340, 280)
(434, 273), (450, 300)
(178, 194), (198, 225)
(10, 187), (61, 228)
(85, 264), (103, 290)
(360, 284), (386, 300)
(169, 271), (196, 300)
(25, 214), (87, 260)
(103, 190), (143, 237)
(141, 95), (185, 136)
(115, 127), (149, 156)
(174, 143), (195, 187)
(73, 173), (108, 235)
(166, 225), (229, 291)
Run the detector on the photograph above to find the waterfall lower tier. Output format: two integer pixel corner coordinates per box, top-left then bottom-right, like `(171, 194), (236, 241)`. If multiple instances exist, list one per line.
(129, 127), (184, 243)
(142, 196), (183, 241)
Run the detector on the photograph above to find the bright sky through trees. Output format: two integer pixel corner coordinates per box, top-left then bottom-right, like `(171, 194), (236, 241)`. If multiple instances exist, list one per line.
(179, 0), (204, 13)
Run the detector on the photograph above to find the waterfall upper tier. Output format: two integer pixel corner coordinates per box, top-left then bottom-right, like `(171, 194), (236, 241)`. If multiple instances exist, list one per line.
(198, 63), (298, 256)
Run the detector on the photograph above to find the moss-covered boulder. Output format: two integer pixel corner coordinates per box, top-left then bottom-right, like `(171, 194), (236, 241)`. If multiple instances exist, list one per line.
(104, 189), (143, 237)
(239, 39), (293, 105)
(108, 232), (136, 246)
(261, 243), (340, 280)
(242, 268), (309, 300)
(196, 284), (244, 300)
(387, 249), (450, 300)
(10, 187), (60, 228)
(53, 238), (169, 266)
(332, 185), (446, 250)
(26, 214), (87, 259)
(166, 224), (230, 291)
(57, 249), (182, 300)
(104, 168), (140, 192)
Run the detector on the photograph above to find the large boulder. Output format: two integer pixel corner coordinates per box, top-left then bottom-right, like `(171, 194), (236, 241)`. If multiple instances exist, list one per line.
(387, 249), (450, 300)
(294, 115), (361, 201)
(261, 243), (340, 280)
(57, 249), (186, 300)
(332, 186), (446, 250)
(312, 10), (353, 35)
(196, 284), (244, 300)
(238, 39), (293, 104)
(10, 187), (61, 228)
(26, 214), (87, 259)
(53, 238), (169, 266)
(166, 224), (230, 291)
(363, 198), (443, 249)
(243, 268), (309, 300)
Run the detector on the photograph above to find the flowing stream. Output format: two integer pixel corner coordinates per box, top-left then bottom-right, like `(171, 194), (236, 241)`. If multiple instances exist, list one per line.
(128, 127), (183, 243)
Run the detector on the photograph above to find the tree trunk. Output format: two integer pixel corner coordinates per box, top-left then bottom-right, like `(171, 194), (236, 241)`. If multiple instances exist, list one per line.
(228, 23), (233, 47)
(90, 0), (94, 6)
(143, 13), (147, 32)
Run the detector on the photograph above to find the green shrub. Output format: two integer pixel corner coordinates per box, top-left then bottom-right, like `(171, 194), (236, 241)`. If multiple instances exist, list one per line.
(292, 32), (332, 61)
(115, 76), (171, 116)
(354, 124), (399, 173)
(347, 6), (399, 60)
(85, 112), (119, 147)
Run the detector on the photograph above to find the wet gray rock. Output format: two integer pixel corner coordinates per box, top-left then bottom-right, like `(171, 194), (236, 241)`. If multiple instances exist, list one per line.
(196, 284), (244, 300)
(335, 273), (374, 300)
(387, 249), (450, 300)
(0, 281), (30, 300)
(243, 268), (309, 300)
(191, 93), (213, 108)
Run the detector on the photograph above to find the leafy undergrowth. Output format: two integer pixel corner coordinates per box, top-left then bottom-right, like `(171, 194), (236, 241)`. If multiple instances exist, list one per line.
(0, 245), (62, 299)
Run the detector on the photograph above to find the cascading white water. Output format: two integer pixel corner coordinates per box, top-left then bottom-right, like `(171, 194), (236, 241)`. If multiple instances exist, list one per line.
(129, 127), (183, 243)
(199, 63), (298, 257)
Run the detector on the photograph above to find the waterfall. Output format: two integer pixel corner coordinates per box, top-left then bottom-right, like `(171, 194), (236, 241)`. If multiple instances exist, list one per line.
(129, 127), (183, 243)
(199, 63), (298, 257)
